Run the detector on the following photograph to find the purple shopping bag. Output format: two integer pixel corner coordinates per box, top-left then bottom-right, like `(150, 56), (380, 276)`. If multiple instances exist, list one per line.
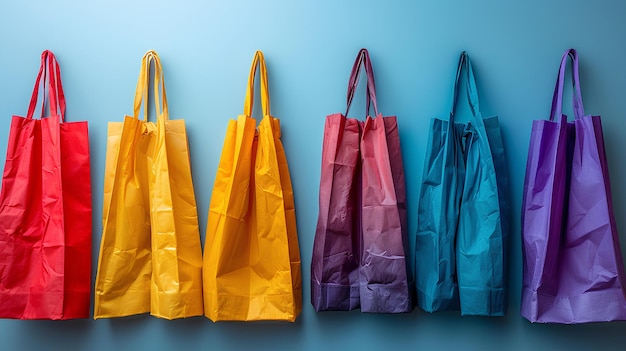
(521, 49), (626, 324)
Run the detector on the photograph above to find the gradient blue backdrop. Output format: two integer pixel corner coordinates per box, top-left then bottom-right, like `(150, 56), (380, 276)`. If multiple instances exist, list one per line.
(1, 1), (626, 350)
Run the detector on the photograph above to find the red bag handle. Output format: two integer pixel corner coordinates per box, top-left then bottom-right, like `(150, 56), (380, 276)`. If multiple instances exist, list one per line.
(345, 48), (378, 117)
(26, 50), (66, 121)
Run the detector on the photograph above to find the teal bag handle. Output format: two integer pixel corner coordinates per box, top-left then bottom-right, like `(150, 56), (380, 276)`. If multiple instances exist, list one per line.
(449, 51), (494, 160)
(450, 51), (481, 121)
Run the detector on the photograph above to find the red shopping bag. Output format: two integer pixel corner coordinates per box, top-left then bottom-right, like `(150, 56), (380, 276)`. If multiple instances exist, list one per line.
(311, 49), (413, 313)
(0, 50), (92, 320)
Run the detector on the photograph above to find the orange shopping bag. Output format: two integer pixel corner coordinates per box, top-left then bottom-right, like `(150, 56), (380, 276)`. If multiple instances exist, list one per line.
(203, 51), (301, 321)
(94, 50), (203, 319)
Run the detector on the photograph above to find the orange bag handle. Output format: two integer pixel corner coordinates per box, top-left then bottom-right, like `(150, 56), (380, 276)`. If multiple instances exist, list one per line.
(243, 50), (270, 117)
(133, 50), (169, 121)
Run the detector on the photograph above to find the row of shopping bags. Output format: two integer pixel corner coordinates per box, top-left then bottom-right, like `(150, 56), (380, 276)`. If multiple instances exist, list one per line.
(310, 48), (626, 323)
(311, 49), (508, 315)
(95, 50), (302, 321)
(1, 48), (626, 324)
(0, 49), (301, 321)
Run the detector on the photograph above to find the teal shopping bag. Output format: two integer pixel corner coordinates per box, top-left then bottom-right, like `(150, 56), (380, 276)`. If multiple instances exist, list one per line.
(416, 52), (509, 316)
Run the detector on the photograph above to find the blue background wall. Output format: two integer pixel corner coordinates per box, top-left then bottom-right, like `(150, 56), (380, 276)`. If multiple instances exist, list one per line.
(1, 0), (626, 350)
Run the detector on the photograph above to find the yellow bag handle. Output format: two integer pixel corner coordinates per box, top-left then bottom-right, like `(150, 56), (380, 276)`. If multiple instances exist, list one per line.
(133, 50), (169, 121)
(243, 50), (270, 117)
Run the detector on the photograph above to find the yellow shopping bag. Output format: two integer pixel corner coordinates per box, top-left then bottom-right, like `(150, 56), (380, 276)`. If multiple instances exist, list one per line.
(203, 51), (302, 321)
(94, 51), (203, 319)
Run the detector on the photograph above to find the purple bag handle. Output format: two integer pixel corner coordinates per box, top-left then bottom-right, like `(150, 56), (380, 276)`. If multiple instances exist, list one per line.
(345, 48), (379, 117)
(549, 48), (585, 121)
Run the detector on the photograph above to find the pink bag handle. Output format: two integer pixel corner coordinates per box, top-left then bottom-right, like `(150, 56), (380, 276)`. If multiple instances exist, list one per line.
(26, 50), (66, 121)
(345, 48), (378, 117)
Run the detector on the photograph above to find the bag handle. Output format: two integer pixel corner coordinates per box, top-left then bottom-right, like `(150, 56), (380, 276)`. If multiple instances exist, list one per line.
(243, 50), (270, 117)
(549, 48), (585, 121)
(449, 51), (481, 122)
(26, 50), (66, 121)
(449, 52), (496, 162)
(133, 50), (169, 121)
(345, 48), (378, 117)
